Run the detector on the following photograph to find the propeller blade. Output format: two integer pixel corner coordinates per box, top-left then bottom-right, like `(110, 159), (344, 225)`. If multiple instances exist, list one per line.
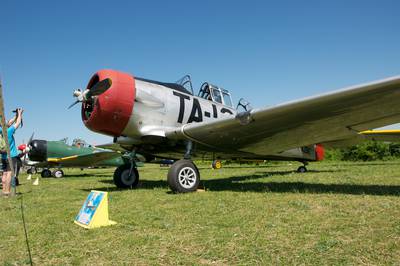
(68, 78), (111, 109)
(86, 78), (112, 98)
(68, 100), (80, 109)
(27, 132), (34, 145)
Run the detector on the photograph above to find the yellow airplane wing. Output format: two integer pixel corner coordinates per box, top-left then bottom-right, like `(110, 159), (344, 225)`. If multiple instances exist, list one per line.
(359, 129), (400, 142)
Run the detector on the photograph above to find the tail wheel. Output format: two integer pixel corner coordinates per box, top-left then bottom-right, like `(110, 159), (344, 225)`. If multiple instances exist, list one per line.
(168, 159), (200, 193)
(113, 164), (139, 188)
(212, 160), (222, 169)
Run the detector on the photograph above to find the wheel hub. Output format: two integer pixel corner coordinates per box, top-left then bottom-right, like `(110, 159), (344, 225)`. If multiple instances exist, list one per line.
(178, 167), (197, 189)
(121, 169), (135, 185)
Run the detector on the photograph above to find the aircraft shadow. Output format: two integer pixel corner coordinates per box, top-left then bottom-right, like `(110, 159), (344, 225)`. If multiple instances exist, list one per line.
(63, 173), (112, 178)
(202, 179), (400, 196)
(81, 180), (400, 196)
(327, 162), (399, 167)
(79, 169), (400, 196)
(80, 179), (167, 192)
(192, 170), (399, 196)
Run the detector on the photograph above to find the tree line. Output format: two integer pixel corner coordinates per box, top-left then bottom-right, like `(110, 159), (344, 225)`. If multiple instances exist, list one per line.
(325, 141), (400, 161)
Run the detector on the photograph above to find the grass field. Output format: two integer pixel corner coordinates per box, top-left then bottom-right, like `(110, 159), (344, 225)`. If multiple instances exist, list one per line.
(1, 161), (399, 265)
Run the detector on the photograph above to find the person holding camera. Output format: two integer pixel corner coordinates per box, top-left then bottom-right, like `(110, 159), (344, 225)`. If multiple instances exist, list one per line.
(1, 108), (23, 197)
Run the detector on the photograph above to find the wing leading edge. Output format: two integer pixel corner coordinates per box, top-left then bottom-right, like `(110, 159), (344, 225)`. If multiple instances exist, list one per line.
(166, 76), (400, 156)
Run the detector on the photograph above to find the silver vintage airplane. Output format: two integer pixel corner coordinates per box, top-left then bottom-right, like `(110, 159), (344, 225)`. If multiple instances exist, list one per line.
(69, 70), (400, 193)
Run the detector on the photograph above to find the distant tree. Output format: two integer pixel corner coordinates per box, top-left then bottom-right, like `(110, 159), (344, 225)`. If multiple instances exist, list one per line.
(324, 148), (343, 161)
(323, 141), (400, 161)
(340, 141), (392, 161)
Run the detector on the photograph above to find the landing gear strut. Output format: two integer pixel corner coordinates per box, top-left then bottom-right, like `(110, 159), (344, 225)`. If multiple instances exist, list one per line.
(113, 152), (140, 188)
(168, 141), (200, 193)
(168, 159), (200, 193)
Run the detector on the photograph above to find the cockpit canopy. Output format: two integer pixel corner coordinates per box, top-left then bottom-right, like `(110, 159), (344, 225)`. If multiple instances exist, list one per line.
(175, 75), (234, 108)
(72, 138), (89, 148)
(198, 83), (233, 107)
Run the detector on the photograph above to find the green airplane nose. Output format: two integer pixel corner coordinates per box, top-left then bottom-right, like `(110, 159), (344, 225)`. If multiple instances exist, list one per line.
(29, 140), (47, 162)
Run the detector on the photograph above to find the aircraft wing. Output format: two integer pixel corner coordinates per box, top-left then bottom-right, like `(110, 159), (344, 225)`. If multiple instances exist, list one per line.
(359, 130), (400, 142)
(167, 76), (400, 155)
(95, 143), (131, 152)
(47, 151), (121, 167)
(95, 143), (148, 162)
(311, 129), (400, 148)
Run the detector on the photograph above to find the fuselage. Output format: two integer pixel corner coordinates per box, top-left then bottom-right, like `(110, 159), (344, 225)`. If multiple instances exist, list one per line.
(26, 140), (125, 167)
(80, 70), (324, 162)
(123, 79), (237, 143)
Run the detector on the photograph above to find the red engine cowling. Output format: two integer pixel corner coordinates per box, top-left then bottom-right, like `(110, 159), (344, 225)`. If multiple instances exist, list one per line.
(82, 70), (136, 136)
(18, 144), (26, 152)
(315, 144), (325, 161)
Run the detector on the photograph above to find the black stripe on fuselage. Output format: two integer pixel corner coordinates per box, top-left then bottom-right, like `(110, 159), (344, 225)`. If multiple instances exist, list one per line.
(136, 77), (193, 95)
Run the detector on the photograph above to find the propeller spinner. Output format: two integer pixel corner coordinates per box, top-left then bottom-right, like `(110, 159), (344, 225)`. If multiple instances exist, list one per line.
(68, 78), (112, 109)
(18, 132), (34, 163)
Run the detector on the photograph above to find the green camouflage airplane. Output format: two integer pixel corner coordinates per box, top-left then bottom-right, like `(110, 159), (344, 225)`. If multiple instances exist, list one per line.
(18, 138), (143, 178)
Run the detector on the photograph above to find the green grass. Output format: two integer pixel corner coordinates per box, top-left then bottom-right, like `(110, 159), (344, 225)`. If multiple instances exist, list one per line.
(1, 161), (400, 265)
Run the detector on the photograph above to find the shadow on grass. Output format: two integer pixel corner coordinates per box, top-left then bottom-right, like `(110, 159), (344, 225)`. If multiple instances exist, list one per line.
(203, 180), (400, 196)
(198, 170), (400, 195)
(80, 169), (400, 196)
(63, 173), (112, 178)
(80, 179), (167, 192)
(328, 162), (400, 167)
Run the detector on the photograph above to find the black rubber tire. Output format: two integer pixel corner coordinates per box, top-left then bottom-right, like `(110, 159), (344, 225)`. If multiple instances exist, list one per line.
(297, 166), (307, 173)
(52, 169), (64, 178)
(41, 169), (52, 178)
(168, 160), (200, 193)
(113, 164), (139, 188)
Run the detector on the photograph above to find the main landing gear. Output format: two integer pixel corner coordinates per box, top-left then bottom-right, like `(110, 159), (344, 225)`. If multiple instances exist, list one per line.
(297, 166), (307, 173)
(113, 143), (201, 193)
(41, 169), (52, 178)
(52, 169), (64, 178)
(113, 152), (140, 189)
(167, 141), (201, 193)
(40, 168), (64, 178)
(297, 162), (308, 173)
(167, 160), (200, 193)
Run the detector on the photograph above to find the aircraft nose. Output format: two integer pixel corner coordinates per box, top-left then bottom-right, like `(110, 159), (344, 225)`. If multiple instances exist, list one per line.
(18, 144), (26, 152)
(81, 69), (135, 137)
(28, 140), (47, 161)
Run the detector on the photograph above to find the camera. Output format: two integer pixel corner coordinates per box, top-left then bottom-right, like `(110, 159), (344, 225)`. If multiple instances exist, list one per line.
(12, 108), (23, 127)
(12, 108), (22, 115)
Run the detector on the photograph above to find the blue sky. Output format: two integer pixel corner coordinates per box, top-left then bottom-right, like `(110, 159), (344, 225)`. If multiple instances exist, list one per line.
(1, 0), (399, 145)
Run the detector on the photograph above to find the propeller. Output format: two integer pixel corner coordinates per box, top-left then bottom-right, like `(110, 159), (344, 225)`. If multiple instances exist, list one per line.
(27, 132), (34, 146)
(68, 78), (112, 109)
(18, 132), (34, 164)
